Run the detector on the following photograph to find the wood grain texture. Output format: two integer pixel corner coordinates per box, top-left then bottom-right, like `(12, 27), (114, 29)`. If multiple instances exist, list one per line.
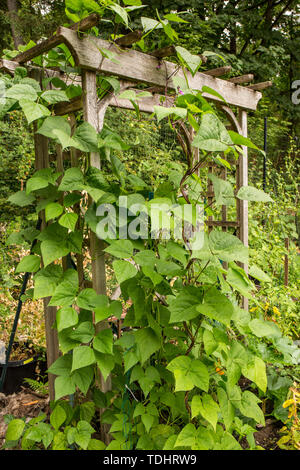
(56, 28), (262, 110)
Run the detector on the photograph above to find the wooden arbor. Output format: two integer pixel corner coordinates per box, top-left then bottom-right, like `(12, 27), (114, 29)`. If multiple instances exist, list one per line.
(0, 14), (271, 402)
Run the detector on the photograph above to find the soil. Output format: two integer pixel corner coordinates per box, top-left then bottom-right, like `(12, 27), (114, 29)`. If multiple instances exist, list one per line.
(0, 386), (49, 449)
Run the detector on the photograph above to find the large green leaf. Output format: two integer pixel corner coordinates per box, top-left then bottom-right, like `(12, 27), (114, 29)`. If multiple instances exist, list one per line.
(237, 391), (265, 425)
(71, 346), (95, 372)
(249, 318), (282, 338)
(104, 240), (133, 258)
(19, 99), (50, 123)
(242, 356), (267, 393)
(207, 173), (235, 206)
(6, 84), (37, 101)
(168, 287), (203, 323)
(167, 356), (209, 392)
(113, 260), (137, 284)
(209, 230), (248, 264)
(191, 394), (220, 431)
(93, 329), (113, 355)
(193, 113), (232, 151)
(40, 240), (70, 267)
(56, 306), (78, 332)
(154, 105), (187, 123)
(196, 287), (233, 326)
(237, 186), (273, 202)
(175, 46), (202, 75)
(135, 328), (161, 364)
(15, 255), (40, 273)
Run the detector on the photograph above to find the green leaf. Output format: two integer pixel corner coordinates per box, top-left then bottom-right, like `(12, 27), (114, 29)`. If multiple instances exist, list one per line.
(228, 130), (260, 151)
(167, 356), (209, 392)
(45, 202), (63, 222)
(94, 295), (110, 323)
(58, 167), (85, 192)
(6, 419), (25, 441)
(217, 387), (235, 431)
(242, 356), (267, 393)
(110, 4), (128, 26)
(202, 85), (226, 103)
(41, 90), (69, 104)
(72, 346), (95, 372)
(191, 394), (219, 431)
(176, 46), (202, 75)
(135, 328), (161, 364)
(197, 287), (233, 326)
(104, 240), (133, 258)
(54, 375), (76, 400)
(59, 212), (78, 231)
(48, 354), (72, 376)
(154, 105), (187, 123)
(19, 99), (51, 123)
(94, 352), (115, 381)
(113, 260), (137, 284)
(141, 17), (163, 33)
(40, 240), (70, 268)
(193, 113), (232, 151)
(248, 265), (271, 283)
(168, 287), (203, 323)
(6, 84), (37, 101)
(209, 230), (248, 264)
(50, 405), (67, 431)
(203, 329), (218, 355)
(237, 186), (273, 202)
(141, 414), (154, 433)
(56, 307), (78, 332)
(238, 391), (265, 425)
(249, 319), (282, 338)
(70, 321), (95, 343)
(164, 13), (188, 23)
(72, 122), (98, 152)
(87, 439), (106, 450)
(93, 329), (113, 355)
(8, 191), (35, 207)
(48, 269), (78, 306)
(175, 423), (196, 448)
(207, 173), (235, 206)
(72, 366), (94, 395)
(15, 255), (40, 273)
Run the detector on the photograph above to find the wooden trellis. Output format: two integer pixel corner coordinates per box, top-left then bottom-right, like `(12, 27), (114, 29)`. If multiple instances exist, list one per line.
(0, 14), (271, 409)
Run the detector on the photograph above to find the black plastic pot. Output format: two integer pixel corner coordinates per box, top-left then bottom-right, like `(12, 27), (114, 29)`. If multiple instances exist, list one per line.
(0, 356), (47, 395)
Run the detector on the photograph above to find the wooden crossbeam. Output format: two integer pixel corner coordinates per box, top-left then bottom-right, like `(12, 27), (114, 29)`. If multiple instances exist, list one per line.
(2, 28), (264, 110)
(247, 81), (272, 90)
(115, 31), (142, 47)
(54, 90), (165, 116)
(51, 28), (261, 110)
(13, 13), (100, 64)
(204, 66), (232, 77)
(205, 221), (239, 227)
(228, 74), (254, 84)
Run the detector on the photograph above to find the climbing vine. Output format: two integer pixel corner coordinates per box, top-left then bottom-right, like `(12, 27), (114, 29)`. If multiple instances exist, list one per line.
(2, 0), (299, 451)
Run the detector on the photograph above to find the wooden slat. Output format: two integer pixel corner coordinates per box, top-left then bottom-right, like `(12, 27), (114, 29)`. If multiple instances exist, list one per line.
(4, 28), (263, 110)
(247, 81), (272, 90)
(204, 66), (232, 77)
(115, 30), (142, 47)
(51, 28), (262, 110)
(228, 74), (254, 84)
(205, 221), (239, 227)
(14, 13), (100, 64)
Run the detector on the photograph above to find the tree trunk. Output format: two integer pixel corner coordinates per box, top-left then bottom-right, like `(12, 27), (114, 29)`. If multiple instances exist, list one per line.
(6, 0), (24, 49)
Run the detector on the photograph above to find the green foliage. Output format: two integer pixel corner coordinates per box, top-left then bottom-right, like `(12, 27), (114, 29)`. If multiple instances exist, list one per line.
(1, 0), (299, 453)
